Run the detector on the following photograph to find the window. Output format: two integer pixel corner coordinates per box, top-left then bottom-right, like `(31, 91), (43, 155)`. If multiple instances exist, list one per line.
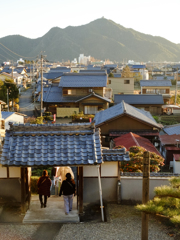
(84, 106), (98, 114)
(63, 89), (76, 95)
(124, 80), (130, 84)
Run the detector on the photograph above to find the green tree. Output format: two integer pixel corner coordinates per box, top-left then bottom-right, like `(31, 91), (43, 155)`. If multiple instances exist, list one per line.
(114, 146), (164, 173)
(109, 72), (114, 77)
(136, 177), (180, 225)
(4, 80), (19, 110)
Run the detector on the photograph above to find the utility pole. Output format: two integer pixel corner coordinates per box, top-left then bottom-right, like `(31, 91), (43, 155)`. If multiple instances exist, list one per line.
(175, 68), (178, 105)
(7, 88), (9, 112)
(40, 55), (43, 117)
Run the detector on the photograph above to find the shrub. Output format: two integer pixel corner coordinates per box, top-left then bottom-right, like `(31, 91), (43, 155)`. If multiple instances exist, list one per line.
(31, 176), (39, 194)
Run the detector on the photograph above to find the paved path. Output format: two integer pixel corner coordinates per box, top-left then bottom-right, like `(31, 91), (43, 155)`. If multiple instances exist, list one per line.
(23, 195), (79, 223)
(19, 86), (35, 117)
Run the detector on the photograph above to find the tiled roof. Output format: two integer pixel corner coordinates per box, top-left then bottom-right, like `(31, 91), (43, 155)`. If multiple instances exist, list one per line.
(113, 73), (121, 78)
(75, 92), (111, 103)
(104, 64), (117, 68)
(160, 134), (180, 145)
(79, 70), (105, 73)
(59, 73), (107, 88)
(114, 132), (162, 157)
(140, 80), (172, 87)
(50, 67), (71, 72)
(0, 123), (103, 166)
(102, 149), (130, 161)
(94, 101), (160, 128)
(114, 94), (164, 105)
(163, 124), (180, 135)
(1, 112), (14, 119)
(40, 72), (63, 80)
(132, 65), (146, 69)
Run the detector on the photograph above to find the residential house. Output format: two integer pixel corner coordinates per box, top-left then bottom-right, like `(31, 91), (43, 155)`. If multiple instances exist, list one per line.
(1, 111), (25, 130)
(41, 73), (112, 116)
(93, 101), (161, 147)
(140, 80), (172, 104)
(159, 134), (180, 165)
(114, 94), (164, 115)
(113, 132), (162, 157)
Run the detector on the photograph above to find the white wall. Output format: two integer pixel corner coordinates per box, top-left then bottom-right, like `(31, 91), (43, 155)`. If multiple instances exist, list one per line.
(5, 113), (24, 130)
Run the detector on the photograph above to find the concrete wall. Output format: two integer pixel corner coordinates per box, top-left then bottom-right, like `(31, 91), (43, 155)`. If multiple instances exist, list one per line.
(108, 77), (134, 97)
(57, 107), (79, 117)
(83, 176), (171, 204)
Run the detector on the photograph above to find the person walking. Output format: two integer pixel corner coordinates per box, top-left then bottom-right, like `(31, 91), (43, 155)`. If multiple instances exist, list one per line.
(59, 173), (76, 215)
(37, 170), (51, 208)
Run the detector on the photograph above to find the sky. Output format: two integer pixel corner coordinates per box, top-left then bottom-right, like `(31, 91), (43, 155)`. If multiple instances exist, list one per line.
(1, 0), (180, 44)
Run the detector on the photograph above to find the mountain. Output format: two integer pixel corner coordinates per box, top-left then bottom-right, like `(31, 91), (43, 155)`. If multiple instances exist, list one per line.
(1, 18), (180, 62)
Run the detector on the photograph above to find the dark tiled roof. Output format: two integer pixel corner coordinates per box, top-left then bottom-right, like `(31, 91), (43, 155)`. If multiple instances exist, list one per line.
(50, 67), (71, 72)
(113, 73), (121, 78)
(102, 149), (130, 161)
(59, 73), (107, 88)
(79, 70), (105, 73)
(40, 72), (63, 80)
(1, 123), (102, 166)
(140, 80), (172, 87)
(132, 65), (146, 69)
(163, 124), (180, 135)
(114, 94), (164, 105)
(94, 101), (160, 128)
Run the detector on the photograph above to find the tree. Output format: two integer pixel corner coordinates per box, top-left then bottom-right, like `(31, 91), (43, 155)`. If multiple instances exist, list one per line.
(136, 176), (180, 225)
(109, 72), (114, 77)
(4, 80), (19, 110)
(114, 146), (164, 172)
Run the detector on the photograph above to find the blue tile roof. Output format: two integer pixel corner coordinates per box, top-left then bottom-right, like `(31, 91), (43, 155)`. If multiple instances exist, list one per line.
(79, 70), (106, 73)
(114, 94), (164, 105)
(39, 72), (63, 80)
(163, 124), (180, 135)
(103, 149), (130, 161)
(132, 65), (146, 69)
(94, 101), (160, 128)
(59, 73), (107, 88)
(1, 112), (14, 119)
(0, 123), (103, 166)
(113, 73), (121, 78)
(140, 80), (172, 87)
(50, 67), (71, 72)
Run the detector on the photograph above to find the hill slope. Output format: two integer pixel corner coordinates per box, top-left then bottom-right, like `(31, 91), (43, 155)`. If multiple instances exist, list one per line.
(1, 18), (180, 62)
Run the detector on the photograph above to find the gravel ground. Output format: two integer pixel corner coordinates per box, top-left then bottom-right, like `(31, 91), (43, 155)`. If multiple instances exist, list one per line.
(0, 204), (178, 240)
(55, 205), (174, 240)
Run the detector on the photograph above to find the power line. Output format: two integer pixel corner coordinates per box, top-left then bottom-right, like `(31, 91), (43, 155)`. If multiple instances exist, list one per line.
(0, 46), (17, 61)
(0, 42), (37, 59)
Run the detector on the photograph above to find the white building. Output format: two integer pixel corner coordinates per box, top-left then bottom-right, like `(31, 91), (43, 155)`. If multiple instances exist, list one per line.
(78, 54), (91, 65)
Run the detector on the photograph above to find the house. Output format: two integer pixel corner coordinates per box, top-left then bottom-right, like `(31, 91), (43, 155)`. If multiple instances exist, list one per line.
(41, 73), (112, 116)
(159, 134), (180, 165)
(140, 80), (172, 104)
(114, 94), (164, 115)
(113, 132), (162, 157)
(0, 123), (129, 217)
(93, 101), (161, 147)
(1, 111), (25, 130)
(108, 75), (134, 97)
(163, 123), (180, 135)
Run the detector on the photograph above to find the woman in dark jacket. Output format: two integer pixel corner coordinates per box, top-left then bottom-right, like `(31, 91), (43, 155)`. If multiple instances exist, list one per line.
(59, 173), (76, 215)
(37, 170), (51, 208)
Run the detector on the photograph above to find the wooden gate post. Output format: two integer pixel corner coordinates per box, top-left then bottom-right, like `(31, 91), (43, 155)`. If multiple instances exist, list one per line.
(21, 167), (26, 214)
(141, 151), (150, 240)
(79, 167), (83, 214)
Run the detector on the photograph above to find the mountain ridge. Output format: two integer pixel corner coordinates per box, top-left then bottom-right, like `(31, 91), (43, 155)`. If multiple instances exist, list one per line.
(0, 18), (180, 62)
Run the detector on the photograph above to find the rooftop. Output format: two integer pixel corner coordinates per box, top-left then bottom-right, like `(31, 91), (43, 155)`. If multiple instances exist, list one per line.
(59, 73), (107, 88)
(93, 101), (160, 128)
(140, 80), (172, 87)
(114, 94), (164, 105)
